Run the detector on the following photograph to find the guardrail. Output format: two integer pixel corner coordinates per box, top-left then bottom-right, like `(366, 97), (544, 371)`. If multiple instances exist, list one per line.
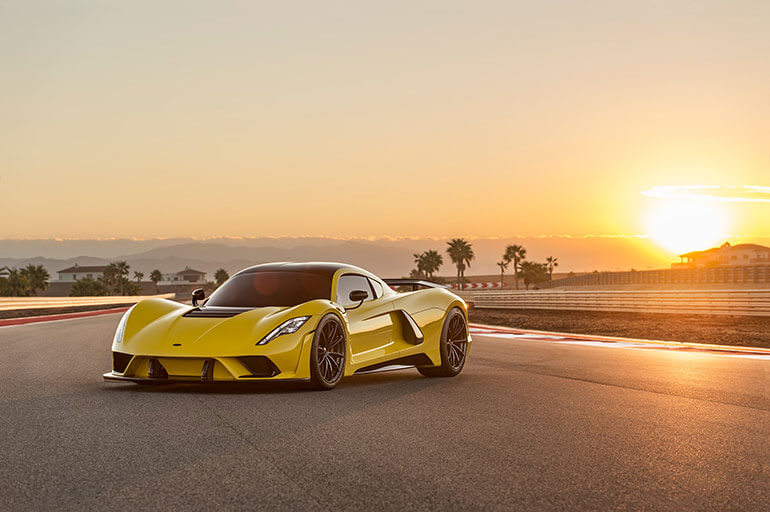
(0, 294), (175, 312)
(540, 264), (770, 288)
(456, 289), (770, 316)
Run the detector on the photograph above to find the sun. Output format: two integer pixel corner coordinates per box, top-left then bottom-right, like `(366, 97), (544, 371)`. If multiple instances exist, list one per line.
(644, 200), (728, 255)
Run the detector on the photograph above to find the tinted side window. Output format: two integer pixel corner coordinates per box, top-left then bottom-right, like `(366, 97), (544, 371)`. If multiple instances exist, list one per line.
(368, 278), (383, 298)
(336, 275), (373, 307)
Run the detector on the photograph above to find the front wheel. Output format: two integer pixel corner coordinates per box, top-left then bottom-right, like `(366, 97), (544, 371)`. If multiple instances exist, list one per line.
(418, 307), (468, 378)
(308, 314), (347, 390)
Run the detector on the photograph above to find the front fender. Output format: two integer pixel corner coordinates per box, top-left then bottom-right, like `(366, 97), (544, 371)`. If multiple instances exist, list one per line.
(115, 298), (187, 350)
(294, 307), (349, 379)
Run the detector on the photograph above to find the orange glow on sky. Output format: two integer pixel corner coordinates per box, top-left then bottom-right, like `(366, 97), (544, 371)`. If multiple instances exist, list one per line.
(644, 200), (729, 255)
(1, 1), (768, 259)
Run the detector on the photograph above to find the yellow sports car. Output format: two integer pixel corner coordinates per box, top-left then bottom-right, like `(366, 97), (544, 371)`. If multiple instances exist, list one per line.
(104, 262), (470, 390)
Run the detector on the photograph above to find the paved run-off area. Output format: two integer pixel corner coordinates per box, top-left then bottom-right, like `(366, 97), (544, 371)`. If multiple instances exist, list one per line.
(1, 313), (769, 510)
(471, 307), (770, 348)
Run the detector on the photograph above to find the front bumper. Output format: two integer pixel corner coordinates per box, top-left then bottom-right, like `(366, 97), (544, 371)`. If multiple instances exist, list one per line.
(108, 326), (317, 383)
(104, 350), (310, 384)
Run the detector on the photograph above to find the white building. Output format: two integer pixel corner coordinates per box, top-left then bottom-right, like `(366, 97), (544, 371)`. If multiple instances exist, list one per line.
(159, 267), (207, 285)
(56, 264), (109, 282)
(672, 242), (770, 269)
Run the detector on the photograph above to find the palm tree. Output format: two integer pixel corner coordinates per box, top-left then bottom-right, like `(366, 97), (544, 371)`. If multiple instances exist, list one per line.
(104, 261), (131, 295)
(413, 253), (426, 279)
(413, 250), (443, 280)
(446, 239), (474, 290)
(546, 256), (559, 280)
(20, 264), (50, 296)
(149, 269), (162, 293)
(422, 250), (443, 280)
(115, 261), (130, 279)
(504, 244), (527, 290)
(496, 260), (508, 288)
(4, 267), (31, 296)
(214, 268), (229, 287)
(134, 271), (144, 283)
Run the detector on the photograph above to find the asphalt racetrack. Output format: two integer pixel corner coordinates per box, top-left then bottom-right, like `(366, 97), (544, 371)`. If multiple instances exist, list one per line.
(2, 313), (769, 511)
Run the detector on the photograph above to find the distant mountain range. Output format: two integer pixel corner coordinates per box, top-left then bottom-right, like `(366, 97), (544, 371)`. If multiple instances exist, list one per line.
(0, 235), (734, 280)
(0, 240), (415, 280)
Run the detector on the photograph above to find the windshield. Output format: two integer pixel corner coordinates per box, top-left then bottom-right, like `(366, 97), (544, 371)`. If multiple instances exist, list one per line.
(205, 271), (332, 307)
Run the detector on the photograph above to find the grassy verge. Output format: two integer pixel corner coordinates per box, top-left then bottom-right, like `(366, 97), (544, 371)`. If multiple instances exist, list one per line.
(470, 308), (770, 349)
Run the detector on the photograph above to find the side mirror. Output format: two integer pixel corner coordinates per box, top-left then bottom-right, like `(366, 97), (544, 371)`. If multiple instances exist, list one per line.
(192, 288), (205, 307)
(346, 289), (369, 310)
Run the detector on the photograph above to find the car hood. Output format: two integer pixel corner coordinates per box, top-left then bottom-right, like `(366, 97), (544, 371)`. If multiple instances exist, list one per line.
(121, 300), (306, 356)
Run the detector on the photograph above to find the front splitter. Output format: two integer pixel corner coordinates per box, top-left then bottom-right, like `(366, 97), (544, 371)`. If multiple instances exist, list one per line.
(102, 372), (309, 384)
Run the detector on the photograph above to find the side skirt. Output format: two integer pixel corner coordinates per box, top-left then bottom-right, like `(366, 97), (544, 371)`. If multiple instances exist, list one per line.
(354, 354), (434, 375)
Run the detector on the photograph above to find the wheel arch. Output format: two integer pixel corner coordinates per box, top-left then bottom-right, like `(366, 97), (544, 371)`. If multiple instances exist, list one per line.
(297, 307), (350, 379)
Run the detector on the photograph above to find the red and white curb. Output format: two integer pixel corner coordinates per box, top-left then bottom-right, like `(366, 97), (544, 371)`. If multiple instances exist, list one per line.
(0, 307), (129, 328)
(448, 282), (503, 289)
(469, 323), (770, 360)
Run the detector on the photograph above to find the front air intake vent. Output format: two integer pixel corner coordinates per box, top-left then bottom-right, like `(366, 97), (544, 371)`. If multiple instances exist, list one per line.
(239, 356), (280, 377)
(112, 352), (133, 373)
(148, 358), (169, 379)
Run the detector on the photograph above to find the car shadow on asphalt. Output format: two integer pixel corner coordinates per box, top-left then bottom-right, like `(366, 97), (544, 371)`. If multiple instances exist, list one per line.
(100, 369), (457, 395)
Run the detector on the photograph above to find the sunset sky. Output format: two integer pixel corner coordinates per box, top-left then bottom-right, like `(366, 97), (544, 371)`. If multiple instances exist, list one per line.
(1, 1), (768, 259)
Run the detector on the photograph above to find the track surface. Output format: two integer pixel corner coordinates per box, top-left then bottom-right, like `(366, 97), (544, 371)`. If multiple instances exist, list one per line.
(2, 314), (769, 510)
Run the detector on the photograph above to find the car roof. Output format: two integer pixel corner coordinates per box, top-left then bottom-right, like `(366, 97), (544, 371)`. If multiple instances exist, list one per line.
(234, 262), (373, 279)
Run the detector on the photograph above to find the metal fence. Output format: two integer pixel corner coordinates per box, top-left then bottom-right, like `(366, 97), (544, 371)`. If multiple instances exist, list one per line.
(457, 289), (770, 316)
(0, 294), (175, 312)
(540, 264), (770, 289)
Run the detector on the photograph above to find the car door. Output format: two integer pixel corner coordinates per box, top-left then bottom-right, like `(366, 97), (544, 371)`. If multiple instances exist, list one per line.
(335, 274), (394, 364)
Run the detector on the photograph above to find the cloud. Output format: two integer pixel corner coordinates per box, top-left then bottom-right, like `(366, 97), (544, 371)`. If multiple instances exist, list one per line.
(641, 185), (770, 203)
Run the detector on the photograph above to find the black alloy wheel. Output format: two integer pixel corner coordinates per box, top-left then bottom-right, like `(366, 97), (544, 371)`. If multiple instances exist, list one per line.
(418, 307), (468, 377)
(309, 314), (346, 390)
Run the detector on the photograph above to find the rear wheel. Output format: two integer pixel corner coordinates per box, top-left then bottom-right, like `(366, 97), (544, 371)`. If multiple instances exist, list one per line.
(308, 314), (347, 390)
(418, 307), (468, 378)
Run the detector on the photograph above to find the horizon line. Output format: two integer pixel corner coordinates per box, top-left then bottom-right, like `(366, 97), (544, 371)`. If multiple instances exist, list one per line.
(3, 234), (770, 243)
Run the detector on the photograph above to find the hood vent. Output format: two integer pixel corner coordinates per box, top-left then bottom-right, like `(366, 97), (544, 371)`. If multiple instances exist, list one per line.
(183, 307), (252, 318)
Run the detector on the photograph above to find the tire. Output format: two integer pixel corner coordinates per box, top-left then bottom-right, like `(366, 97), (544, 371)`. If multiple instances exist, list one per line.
(418, 307), (468, 378)
(308, 313), (347, 390)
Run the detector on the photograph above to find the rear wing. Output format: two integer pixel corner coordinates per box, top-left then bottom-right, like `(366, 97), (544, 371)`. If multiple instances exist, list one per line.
(383, 279), (449, 292)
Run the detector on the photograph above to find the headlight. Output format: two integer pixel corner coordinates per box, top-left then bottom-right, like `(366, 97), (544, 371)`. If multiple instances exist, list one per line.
(113, 306), (135, 344)
(257, 316), (310, 345)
